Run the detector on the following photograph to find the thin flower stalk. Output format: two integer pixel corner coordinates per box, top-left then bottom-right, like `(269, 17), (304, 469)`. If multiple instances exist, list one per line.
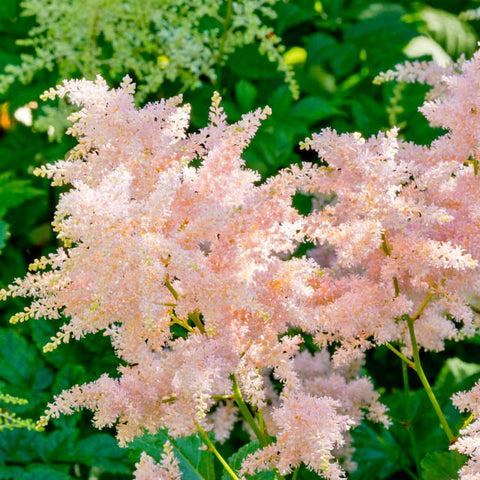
(197, 423), (239, 480)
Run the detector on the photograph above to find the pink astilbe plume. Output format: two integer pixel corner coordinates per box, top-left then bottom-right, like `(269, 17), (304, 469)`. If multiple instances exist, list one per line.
(2, 74), (381, 469)
(15, 44), (480, 477)
(296, 49), (480, 360)
(133, 441), (182, 480)
(240, 392), (352, 479)
(451, 381), (480, 480)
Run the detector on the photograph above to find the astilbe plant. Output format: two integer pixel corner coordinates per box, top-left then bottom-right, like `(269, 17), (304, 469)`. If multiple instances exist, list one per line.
(1, 0), (298, 100)
(1, 75), (385, 479)
(5, 47), (480, 479)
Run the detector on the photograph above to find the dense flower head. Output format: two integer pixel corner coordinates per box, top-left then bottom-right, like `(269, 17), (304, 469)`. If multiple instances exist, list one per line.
(7, 46), (480, 479)
(296, 50), (480, 359)
(2, 75), (387, 476)
(240, 392), (352, 479)
(134, 441), (182, 480)
(451, 382), (480, 480)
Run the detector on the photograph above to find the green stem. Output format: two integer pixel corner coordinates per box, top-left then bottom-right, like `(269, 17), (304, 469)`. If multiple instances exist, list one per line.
(217, 0), (233, 62)
(405, 315), (455, 443)
(189, 310), (205, 334)
(212, 394), (234, 400)
(171, 315), (195, 333)
(381, 231), (391, 256)
(411, 292), (434, 322)
(197, 423), (239, 480)
(257, 407), (266, 438)
(460, 413), (475, 432)
(231, 375), (268, 446)
(386, 343), (416, 370)
(402, 361), (422, 479)
(380, 231), (399, 296)
(215, 0), (233, 87)
(292, 465), (301, 480)
(165, 275), (179, 301)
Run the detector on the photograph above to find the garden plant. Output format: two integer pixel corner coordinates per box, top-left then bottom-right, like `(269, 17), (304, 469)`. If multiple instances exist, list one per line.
(2, 1), (480, 480)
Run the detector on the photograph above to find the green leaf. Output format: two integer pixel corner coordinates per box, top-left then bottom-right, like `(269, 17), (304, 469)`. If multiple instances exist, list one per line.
(227, 45), (279, 80)
(0, 465), (24, 480)
(235, 80), (257, 112)
(305, 33), (337, 65)
(275, 1), (315, 34)
(435, 358), (480, 400)
(66, 434), (130, 474)
(222, 440), (275, 480)
(421, 451), (463, 480)
(52, 363), (87, 396)
(0, 429), (43, 463)
(344, 3), (416, 73)
(288, 97), (337, 125)
(418, 7), (477, 58)
(37, 428), (78, 463)
(0, 0), (18, 21)
(0, 220), (9, 251)
(267, 86), (293, 118)
(0, 329), (52, 392)
(0, 172), (44, 217)
(130, 430), (215, 480)
(351, 421), (410, 479)
(23, 463), (72, 480)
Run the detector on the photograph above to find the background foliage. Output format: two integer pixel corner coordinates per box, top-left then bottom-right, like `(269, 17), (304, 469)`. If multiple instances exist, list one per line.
(1, 0), (480, 478)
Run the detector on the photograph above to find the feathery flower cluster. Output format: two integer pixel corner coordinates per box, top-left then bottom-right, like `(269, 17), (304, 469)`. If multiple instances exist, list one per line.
(2, 75), (368, 476)
(134, 441), (182, 480)
(297, 50), (480, 360)
(451, 382), (480, 480)
(6, 46), (480, 479)
(1, 0), (297, 100)
(459, 8), (480, 22)
(240, 393), (352, 479)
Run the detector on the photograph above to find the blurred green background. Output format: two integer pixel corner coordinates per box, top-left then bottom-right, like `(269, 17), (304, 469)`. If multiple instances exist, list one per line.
(1, 0), (480, 478)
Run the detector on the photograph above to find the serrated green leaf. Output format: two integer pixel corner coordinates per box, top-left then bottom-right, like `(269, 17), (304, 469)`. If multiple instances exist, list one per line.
(23, 463), (72, 480)
(36, 429), (78, 463)
(418, 7), (477, 58)
(0, 329), (51, 390)
(52, 363), (87, 396)
(67, 434), (130, 474)
(0, 428), (43, 463)
(351, 421), (410, 479)
(421, 451), (463, 480)
(0, 465), (24, 480)
(0, 172), (44, 216)
(289, 97), (337, 124)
